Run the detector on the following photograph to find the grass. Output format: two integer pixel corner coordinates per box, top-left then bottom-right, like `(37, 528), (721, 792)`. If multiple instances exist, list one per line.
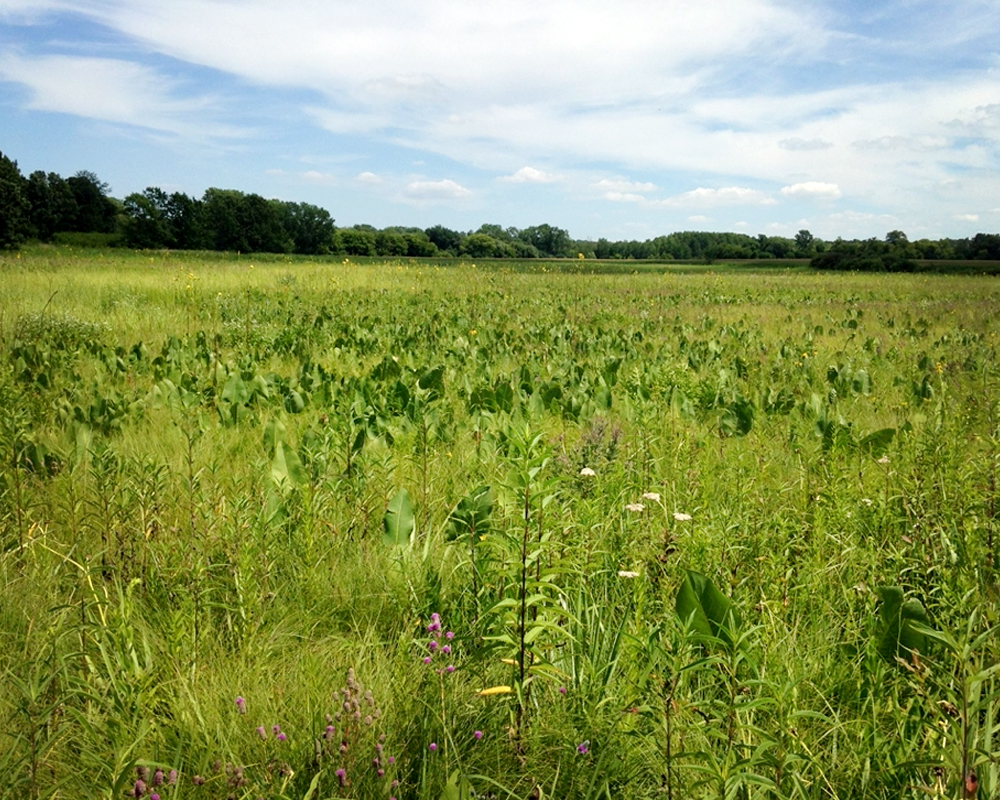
(1, 245), (999, 799)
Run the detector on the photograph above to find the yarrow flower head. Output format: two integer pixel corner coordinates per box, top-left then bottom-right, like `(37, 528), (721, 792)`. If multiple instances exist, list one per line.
(625, 503), (645, 512)
(672, 512), (692, 522)
(641, 492), (660, 502)
(579, 467), (596, 477)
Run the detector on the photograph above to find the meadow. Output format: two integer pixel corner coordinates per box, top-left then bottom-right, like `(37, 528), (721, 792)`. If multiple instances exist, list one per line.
(2, 245), (999, 799)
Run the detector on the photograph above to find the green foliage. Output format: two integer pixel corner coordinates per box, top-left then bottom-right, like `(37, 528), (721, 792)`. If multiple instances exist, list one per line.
(1, 249), (999, 798)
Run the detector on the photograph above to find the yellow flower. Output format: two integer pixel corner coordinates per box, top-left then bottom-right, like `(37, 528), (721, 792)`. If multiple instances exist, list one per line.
(477, 685), (513, 696)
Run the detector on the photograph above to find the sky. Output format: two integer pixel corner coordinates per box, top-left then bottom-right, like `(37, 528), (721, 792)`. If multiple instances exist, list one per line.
(1, 0), (998, 243)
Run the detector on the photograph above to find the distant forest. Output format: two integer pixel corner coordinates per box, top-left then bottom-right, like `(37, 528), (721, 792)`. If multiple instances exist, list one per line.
(2, 150), (998, 270)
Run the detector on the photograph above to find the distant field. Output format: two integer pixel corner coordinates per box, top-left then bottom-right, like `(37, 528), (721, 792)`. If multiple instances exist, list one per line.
(2, 246), (1000, 799)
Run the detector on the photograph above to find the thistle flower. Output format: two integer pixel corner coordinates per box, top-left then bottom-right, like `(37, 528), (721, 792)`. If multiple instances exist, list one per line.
(235, 696), (246, 714)
(577, 741), (590, 755)
(133, 780), (146, 798)
(257, 726), (267, 740)
(336, 768), (347, 786)
(429, 742), (438, 752)
(473, 730), (483, 740)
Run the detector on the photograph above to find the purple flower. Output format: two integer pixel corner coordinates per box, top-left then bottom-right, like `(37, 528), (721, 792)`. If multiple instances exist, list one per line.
(133, 780), (146, 798)
(445, 664), (455, 673)
(428, 640), (438, 651)
(152, 769), (164, 786)
(150, 794), (160, 800)
(558, 686), (567, 695)
(272, 724), (281, 735)
(441, 645), (451, 655)
(257, 726), (267, 739)
(277, 732), (287, 742)
(577, 741), (590, 755)
(445, 630), (454, 640)
(429, 742), (438, 752)
(336, 768), (347, 786)
(473, 730), (483, 740)
(167, 770), (177, 786)
(235, 696), (246, 714)
(387, 756), (395, 765)
(422, 656), (432, 664)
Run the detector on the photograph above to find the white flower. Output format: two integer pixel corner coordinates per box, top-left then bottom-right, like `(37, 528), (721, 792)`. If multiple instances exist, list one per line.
(641, 492), (661, 502)
(579, 467), (596, 477)
(860, 498), (873, 506)
(877, 455), (890, 464)
(624, 503), (645, 512)
(672, 512), (692, 522)
(617, 570), (640, 579)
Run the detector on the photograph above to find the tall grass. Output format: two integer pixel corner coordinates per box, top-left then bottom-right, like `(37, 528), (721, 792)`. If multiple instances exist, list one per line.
(1, 246), (999, 798)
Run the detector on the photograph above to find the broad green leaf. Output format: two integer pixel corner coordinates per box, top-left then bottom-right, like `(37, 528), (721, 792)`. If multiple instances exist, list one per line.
(446, 485), (492, 542)
(676, 570), (740, 650)
(859, 428), (895, 456)
(383, 488), (415, 546)
(270, 439), (306, 491)
(876, 586), (931, 664)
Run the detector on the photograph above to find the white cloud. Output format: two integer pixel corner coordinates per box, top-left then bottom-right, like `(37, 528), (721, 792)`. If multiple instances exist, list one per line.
(604, 192), (647, 204)
(0, 51), (246, 141)
(955, 213), (979, 222)
(594, 178), (656, 194)
(778, 137), (833, 151)
(688, 215), (709, 223)
(780, 182), (842, 201)
(499, 166), (559, 184)
(356, 171), (383, 184)
(664, 187), (776, 208)
(404, 178), (471, 201)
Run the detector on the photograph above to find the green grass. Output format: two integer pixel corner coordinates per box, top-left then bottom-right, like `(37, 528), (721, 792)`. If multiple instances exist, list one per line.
(1, 245), (999, 799)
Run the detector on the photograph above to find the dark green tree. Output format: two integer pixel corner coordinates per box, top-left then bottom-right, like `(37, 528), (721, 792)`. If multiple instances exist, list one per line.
(0, 150), (30, 248)
(336, 228), (377, 256)
(425, 224), (463, 254)
(122, 188), (170, 249)
(67, 170), (116, 232)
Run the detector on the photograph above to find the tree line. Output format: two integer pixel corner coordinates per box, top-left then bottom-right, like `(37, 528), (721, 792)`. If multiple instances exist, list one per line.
(2, 150), (997, 267)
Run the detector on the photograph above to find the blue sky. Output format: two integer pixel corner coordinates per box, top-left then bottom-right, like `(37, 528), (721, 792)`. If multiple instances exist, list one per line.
(1, 0), (998, 242)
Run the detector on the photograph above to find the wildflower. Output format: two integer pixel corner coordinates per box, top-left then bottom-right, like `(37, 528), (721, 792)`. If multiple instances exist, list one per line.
(423, 656), (432, 664)
(257, 726), (267, 739)
(429, 742), (438, 752)
(167, 770), (177, 786)
(577, 741), (590, 755)
(336, 768), (347, 786)
(618, 570), (640, 579)
(672, 512), (692, 521)
(277, 732), (287, 742)
(235, 696), (246, 714)
(445, 631), (454, 640)
(428, 640), (438, 651)
(442, 645), (451, 654)
(877, 455), (890, 465)
(579, 467), (596, 477)
(133, 780), (147, 797)
(474, 730), (483, 740)
(446, 665), (455, 673)
(152, 769), (164, 786)
(150, 795), (160, 800)
(558, 686), (567, 695)
(641, 492), (661, 502)
(191, 776), (206, 786)
(625, 503), (645, 512)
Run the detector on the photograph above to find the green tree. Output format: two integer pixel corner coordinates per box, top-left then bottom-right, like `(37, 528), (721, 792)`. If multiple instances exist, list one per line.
(518, 223), (572, 257)
(277, 201), (335, 254)
(0, 150), (30, 248)
(425, 224), (463, 254)
(336, 228), (377, 256)
(122, 188), (170, 249)
(374, 230), (408, 256)
(67, 170), (116, 232)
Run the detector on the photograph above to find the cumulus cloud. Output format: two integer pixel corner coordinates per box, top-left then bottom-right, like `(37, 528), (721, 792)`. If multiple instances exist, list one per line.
(594, 178), (656, 194)
(403, 178), (471, 201)
(499, 166), (559, 184)
(356, 171), (383, 184)
(780, 182), (842, 201)
(955, 213), (979, 222)
(663, 186), (776, 207)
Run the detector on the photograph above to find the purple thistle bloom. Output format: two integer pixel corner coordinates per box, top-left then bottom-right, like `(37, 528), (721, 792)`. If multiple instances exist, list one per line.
(235, 696), (246, 714)
(441, 645), (451, 654)
(335, 768), (347, 786)
(387, 756), (395, 765)
(474, 730), (483, 740)
(428, 640), (438, 651)
(257, 726), (267, 739)
(378, 768), (385, 778)
(422, 656), (432, 664)
(577, 741), (590, 755)
(277, 732), (287, 742)
(446, 664), (455, 673)
(272, 724), (281, 735)
(133, 780), (146, 798)
(558, 686), (567, 695)
(167, 770), (177, 786)
(152, 769), (164, 786)
(429, 742), (438, 752)
(445, 631), (454, 640)
(150, 795), (159, 800)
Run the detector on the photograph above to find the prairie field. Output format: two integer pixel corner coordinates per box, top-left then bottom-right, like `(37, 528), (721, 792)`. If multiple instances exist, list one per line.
(2, 246), (1000, 799)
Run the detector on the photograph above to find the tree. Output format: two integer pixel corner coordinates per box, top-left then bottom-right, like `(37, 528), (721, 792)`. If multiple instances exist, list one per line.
(67, 170), (116, 232)
(336, 228), (377, 256)
(794, 229), (815, 256)
(425, 224), (463, 254)
(0, 150), (30, 248)
(276, 201), (335, 255)
(518, 223), (572, 257)
(122, 188), (170, 249)
(375, 230), (408, 256)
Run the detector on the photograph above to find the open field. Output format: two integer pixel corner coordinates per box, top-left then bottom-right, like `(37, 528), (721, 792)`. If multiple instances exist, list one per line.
(2, 246), (1000, 799)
